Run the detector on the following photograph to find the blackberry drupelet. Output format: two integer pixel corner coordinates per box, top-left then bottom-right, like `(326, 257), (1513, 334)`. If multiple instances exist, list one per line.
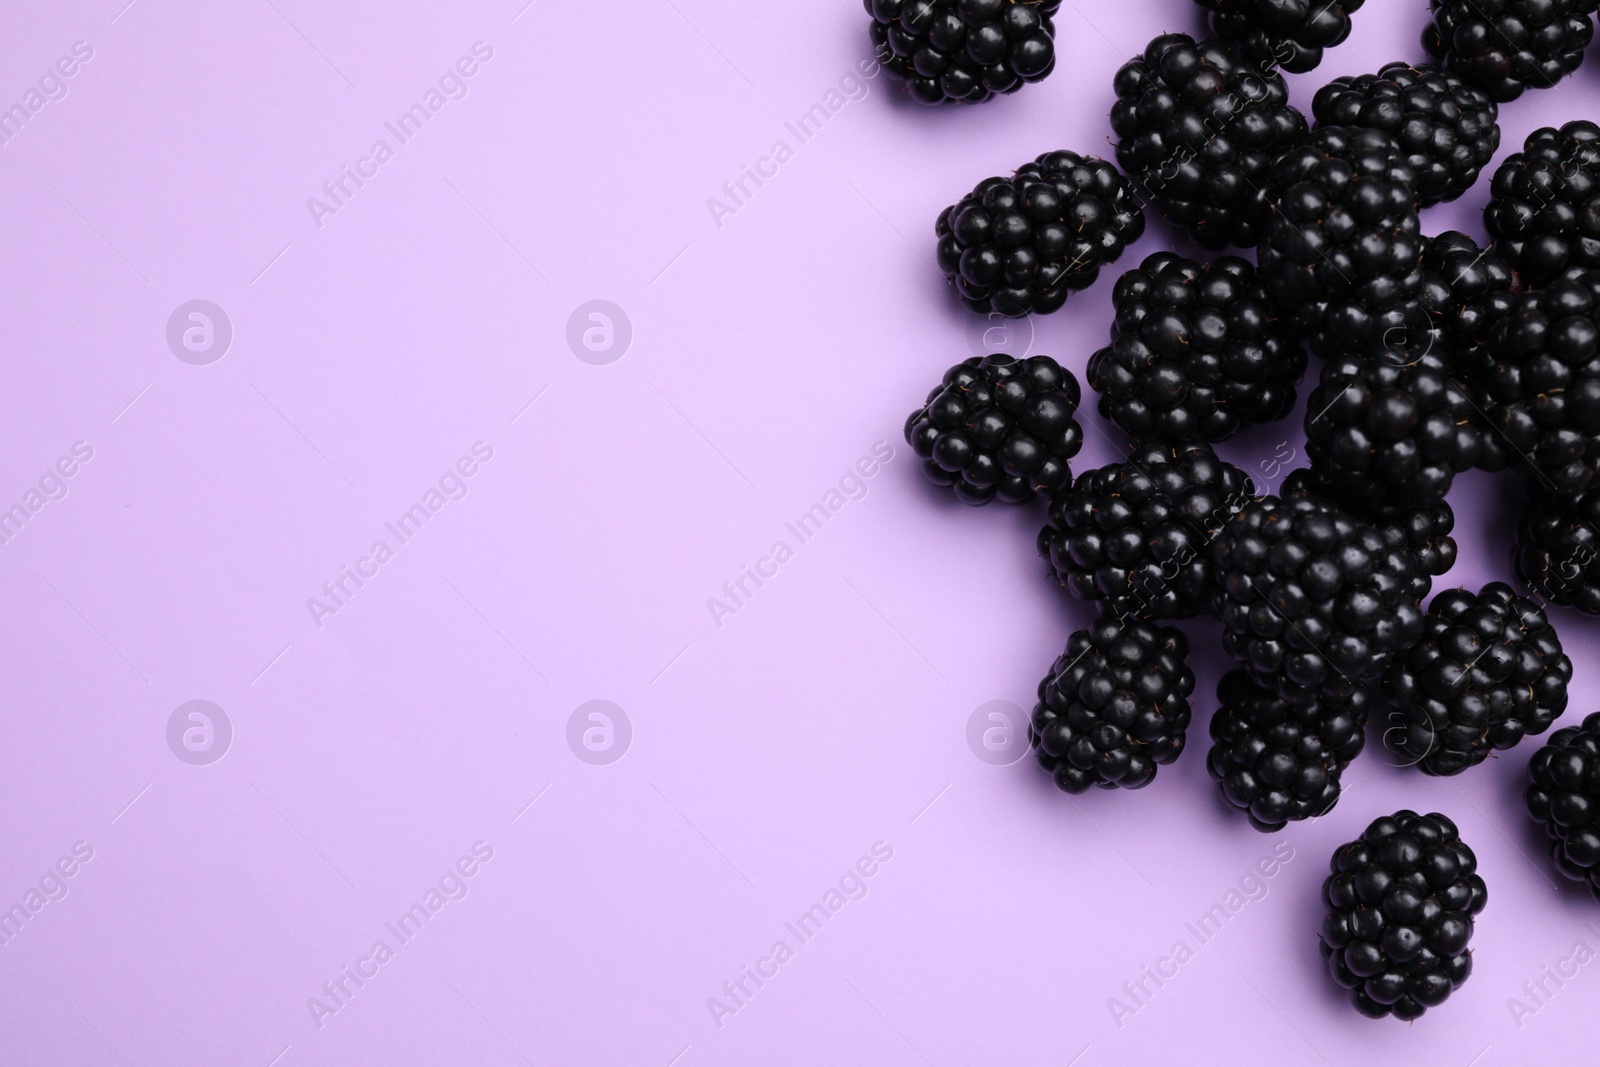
(1111, 33), (1307, 250)
(1030, 616), (1194, 792)
(866, 0), (1061, 105)
(935, 150), (1144, 316)
(1424, 0), (1598, 103)
(1312, 63), (1498, 208)
(1196, 0), (1364, 73)
(1208, 669), (1368, 831)
(1085, 252), (1306, 444)
(1485, 121), (1600, 287)
(1212, 493), (1424, 703)
(1037, 441), (1254, 620)
(1526, 712), (1600, 899)
(1513, 484), (1600, 614)
(1321, 811), (1486, 1019)
(904, 354), (1082, 505)
(1282, 468), (1457, 601)
(1382, 583), (1572, 775)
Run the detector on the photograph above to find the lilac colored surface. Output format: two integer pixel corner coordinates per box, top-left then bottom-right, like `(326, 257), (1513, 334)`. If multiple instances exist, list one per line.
(2, 0), (1599, 1064)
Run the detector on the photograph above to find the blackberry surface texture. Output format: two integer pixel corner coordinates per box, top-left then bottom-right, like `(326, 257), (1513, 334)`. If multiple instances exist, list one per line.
(904, 354), (1082, 505)
(1418, 230), (1521, 357)
(935, 150), (1144, 316)
(1086, 251), (1305, 443)
(1526, 712), (1600, 899)
(1037, 441), (1254, 620)
(1513, 484), (1600, 614)
(1111, 33), (1307, 250)
(1196, 0), (1363, 73)
(1382, 583), (1572, 775)
(1423, 0), (1598, 103)
(1030, 616), (1194, 792)
(1207, 669), (1368, 831)
(866, 0), (1060, 105)
(1321, 811), (1486, 1020)
(1282, 468), (1457, 601)
(1312, 63), (1498, 208)
(1485, 121), (1600, 286)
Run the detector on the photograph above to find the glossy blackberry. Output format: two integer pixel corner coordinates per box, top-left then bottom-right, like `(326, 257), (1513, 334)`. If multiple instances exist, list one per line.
(1111, 33), (1307, 250)
(1485, 122), (1600, 287)
(1282, 468), (1457, 602)
(1423, 0), (1598, 103)
(1196, 0), (1363, 73)
(904, 354), (1082, 505)
(1037, 441), (1254, 620)
(866, 0), (1061, 105)
(1212, 493), (1424, 703)
(1321, 811), (1486, 1020)
(1030, 616), (1194, 792)
(1526, 712), (1600, 899)
(936, 150), (1144, 316)
(1513, 483), (1600, 614)
(1382, 583), (1572, 776)
(1312, 63), (1498, 208)
(1086, 252), (1305, 444)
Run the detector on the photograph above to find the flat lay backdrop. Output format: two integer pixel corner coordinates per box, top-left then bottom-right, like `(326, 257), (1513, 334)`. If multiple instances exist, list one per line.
(2, 1), (1598, 1064)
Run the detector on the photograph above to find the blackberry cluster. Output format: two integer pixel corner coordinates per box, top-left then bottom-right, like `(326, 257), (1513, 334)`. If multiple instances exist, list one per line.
(935, 150), (1144, 316)
(1514, 484), (1600, 614)
(1526, 712), (1600, 899)
(1282, 468), (1457, 601)
(1485, 121), (1600, 286)
(1030, 616), (1194, 792)
(1321, 812), (1486, 1020)
(1037, 441), (1254, 620)
(1382, 583), (1572, 775)
(1312, 63), (1499, 208)
(905, 354), (1082, 505)
(865, 0), (1060, 105)
(1196, 0), (1363, 73)
(1211, 493), (1424, 703)
(1085, 252), (1305, 443)
(1424, 0), (1598, 103)
(1111, 33), (1307, 250)
(1207, 669), (1368, 832)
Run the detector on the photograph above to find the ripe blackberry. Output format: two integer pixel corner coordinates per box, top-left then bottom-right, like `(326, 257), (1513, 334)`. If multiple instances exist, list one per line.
(1321, 811), (1486, 1020)
(1513, 483), (1600, 614)
(1526, 712), (1600, 899)
(1382, 583), (1572, 775)
(1282, 468), (1457, 601)
(1423, 0), (1598, 103)
(1212, 493), (1424, 703)
(1485, 121), (1600, 287)
(1085, 252), (1305, 444)
(1111, 33), (1307, 250)
(904, 354), (1082, 505)
(1037, 441), (1254, 620)
(1207, 669), (1368, 832)
(1312, 63), (1498, 208)
(1196, 0), (1364, 73)
(865, 0), (1061, 105)
(935, 150), (1144, 316)
(1030, 616), (1194, 792)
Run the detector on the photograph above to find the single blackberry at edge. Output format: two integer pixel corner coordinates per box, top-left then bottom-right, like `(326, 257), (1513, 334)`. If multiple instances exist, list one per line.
(1424, 0), (1598, 103)
(1208, 669), (1368, 832)
(1382, 582), (1572, 775)
(1086, 251), (1306, 444)
(1030, 616), (1194, 792)
(1282, 468), (1457, 602)
(1513, 483), (1600, 614)
(1037, 441), (1254, 620)
(935, 150), (1145, 316)
(1526, 712), (1600, 899)
(1195, 0), (1364, 73)
(1321, 811), (1486, 1019)
(866, 0), (1062, 105)
(905, 354), (1082, 505)
(1486, 121), (1600, 287)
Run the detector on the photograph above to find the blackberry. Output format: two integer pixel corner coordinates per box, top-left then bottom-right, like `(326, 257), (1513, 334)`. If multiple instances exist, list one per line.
(1211, 493), (1424, 703)
(866, 0), (1060, 105)
(1321, 811), (1486, 1020)
(1382, 583), (1572, 775)
(1485, 121), (1600, 287)
(1282, 468), (1457, 601)
(1526, 712), (1600, 899)
(1513, 483), (1600, 614)
(1312, 63), (1498, 208)
(1085, 252), (1305, 444)
(1423, 0), (1598, 103)
(1196, 0), (1364, 73)
(1030, 616), (1194, 792)
(1110, 33), (1307, 250)
(935, 150), (1144, 316)
(904, 354), (1082, 505)
(1037, 441), (1254, 620)
(1207, 669), (1368, 832)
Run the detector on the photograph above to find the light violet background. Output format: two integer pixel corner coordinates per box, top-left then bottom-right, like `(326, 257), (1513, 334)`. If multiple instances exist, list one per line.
(2, 0), (1599, 1064)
